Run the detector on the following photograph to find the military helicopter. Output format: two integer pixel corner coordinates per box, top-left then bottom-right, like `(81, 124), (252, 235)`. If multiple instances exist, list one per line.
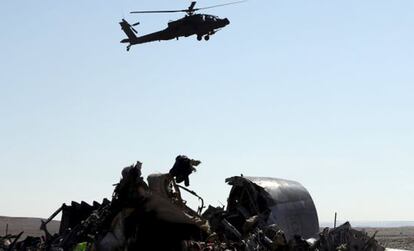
(119, 1), (245, 51)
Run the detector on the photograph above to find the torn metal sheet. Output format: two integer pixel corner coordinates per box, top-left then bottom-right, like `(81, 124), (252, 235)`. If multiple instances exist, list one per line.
(226, 176), (319, 240)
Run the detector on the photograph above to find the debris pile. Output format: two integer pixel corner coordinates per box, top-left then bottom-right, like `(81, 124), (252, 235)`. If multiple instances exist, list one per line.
(1, 156), (388, 251)
(1, 232), (42, 251)
(314, 222), (385, 251)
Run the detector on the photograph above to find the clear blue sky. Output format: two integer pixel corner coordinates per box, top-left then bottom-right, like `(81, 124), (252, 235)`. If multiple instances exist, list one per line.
(0, 0), (413, 222)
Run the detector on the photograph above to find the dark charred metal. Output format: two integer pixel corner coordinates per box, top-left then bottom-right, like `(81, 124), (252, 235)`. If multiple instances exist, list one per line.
(1, 157), (389, 251)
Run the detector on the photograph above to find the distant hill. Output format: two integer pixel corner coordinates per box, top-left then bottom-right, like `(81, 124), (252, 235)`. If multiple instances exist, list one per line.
(0, 216), (59, 238)
(320, 221), (414, 228)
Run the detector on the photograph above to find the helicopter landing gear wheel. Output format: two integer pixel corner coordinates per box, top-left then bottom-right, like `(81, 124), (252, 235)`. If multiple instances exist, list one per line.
(197, 35), (202, 41)
(204, 35), (210, 41)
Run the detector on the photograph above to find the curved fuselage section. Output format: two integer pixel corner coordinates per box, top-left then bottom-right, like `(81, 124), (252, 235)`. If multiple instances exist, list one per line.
(226, 176), (320, 240)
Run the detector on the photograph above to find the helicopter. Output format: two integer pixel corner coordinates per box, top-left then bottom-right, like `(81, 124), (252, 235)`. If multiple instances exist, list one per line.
(119, 1), (245, 51)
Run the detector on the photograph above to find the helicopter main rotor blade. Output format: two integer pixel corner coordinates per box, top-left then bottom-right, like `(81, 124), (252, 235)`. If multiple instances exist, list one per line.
(188, 1), (197, 12)
(130, 1), (245, 15)
(130, 9), (186, 14)
(194, 0), (247, 11)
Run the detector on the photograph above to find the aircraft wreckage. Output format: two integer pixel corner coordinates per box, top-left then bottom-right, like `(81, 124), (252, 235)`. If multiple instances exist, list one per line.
(1, 156), (390, 251)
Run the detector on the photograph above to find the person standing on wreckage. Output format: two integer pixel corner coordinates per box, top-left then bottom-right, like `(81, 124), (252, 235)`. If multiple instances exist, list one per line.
(169, 155), (201, 187)
(112, 161), (149, 208)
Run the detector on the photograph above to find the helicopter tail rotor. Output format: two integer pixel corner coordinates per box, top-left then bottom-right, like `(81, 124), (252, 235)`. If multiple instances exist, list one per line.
(119, 19), (139, 51)
(120, 19), (139, 36)
(128, 21), (140, 34)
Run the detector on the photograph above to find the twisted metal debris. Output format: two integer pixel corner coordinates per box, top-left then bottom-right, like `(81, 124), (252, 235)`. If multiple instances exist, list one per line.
(1, 157), (387, 251)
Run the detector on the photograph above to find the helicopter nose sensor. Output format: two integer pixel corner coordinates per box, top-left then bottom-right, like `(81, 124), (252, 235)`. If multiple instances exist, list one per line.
(219, 18), (230, 28)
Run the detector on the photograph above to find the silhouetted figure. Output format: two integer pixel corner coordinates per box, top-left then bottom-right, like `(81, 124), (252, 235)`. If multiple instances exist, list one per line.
(169, 155), (201, 186)
(113, 161), (149, 207)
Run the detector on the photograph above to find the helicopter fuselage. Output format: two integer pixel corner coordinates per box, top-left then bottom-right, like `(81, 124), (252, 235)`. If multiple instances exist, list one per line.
(120, 14), (230, 46)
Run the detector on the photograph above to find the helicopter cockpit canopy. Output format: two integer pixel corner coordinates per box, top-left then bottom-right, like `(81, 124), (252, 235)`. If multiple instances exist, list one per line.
(202, 14), (219, 21)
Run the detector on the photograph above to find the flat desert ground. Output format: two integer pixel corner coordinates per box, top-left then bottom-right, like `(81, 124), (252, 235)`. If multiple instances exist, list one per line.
(1, 217), (413, 250)
(363, 227), (414, 250)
